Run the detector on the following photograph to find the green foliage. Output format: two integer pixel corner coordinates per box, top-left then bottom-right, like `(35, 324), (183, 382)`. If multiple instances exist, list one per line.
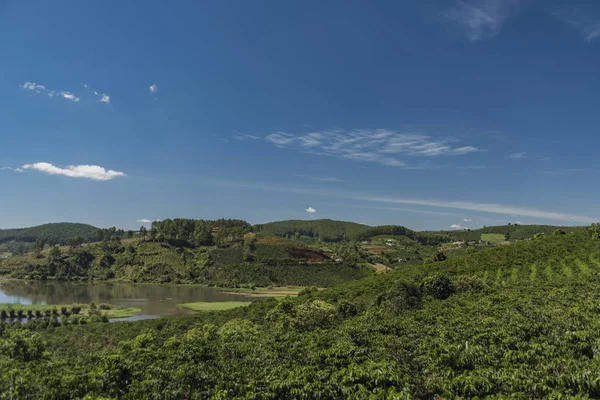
(0, 223), (99, 245)
(420, 274), (454, 299)
(376, 280), (422, 314)
(298, 286), (318, 296)
(1, 232), (600, 397)
(294, 300), (337, 331)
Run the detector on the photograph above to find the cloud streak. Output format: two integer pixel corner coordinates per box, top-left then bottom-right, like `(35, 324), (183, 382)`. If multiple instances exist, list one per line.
(20, 82), (114, 104)
(137, 219), (155, 224)
(555, 6), (600, 42)
(209, 180), (596, 224)
(19, 162), (125, 181)
(264, 129), (481, 168)
(508, 152), (527, 159)
(444, 0), (520, 41)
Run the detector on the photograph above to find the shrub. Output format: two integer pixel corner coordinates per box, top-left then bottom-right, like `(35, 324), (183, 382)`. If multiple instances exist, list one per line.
(99, 303), (112, 310)
(0, 310), (7, 319)
(420, 274), (454, 299)
(294, 300), (337, 331)
(298, 286), (318, 296)
(453, 275), (486, 293)
(71, 305), (82, 315)
(376, 281), (422, 314)
(337, 299), (358, 318)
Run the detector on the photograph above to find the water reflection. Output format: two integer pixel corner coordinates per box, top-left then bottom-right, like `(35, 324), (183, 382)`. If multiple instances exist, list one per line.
(0, 280), (251, 319)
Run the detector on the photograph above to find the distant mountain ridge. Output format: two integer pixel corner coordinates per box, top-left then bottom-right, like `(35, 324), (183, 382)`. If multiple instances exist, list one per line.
(0, 223), (99, 245)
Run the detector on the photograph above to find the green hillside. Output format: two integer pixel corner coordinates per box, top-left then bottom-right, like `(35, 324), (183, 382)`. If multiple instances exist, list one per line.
(1, 234), (373, 287)
(255, 218), (370, 242)
(423, 224), (585, 242)
(0, 222), (99, 245)
(2, 229), (600, 397)
(254, 219), (445, 245)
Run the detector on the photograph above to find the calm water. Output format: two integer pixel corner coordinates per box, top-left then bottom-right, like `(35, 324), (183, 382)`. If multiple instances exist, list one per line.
(0, 280), (252, 321)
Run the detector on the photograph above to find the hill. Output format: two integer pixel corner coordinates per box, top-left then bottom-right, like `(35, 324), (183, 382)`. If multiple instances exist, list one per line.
(0, 222), (99, 245)
(423, 224), (585, 243)
(254, 219), (444, 245)
(254, 219), (370, 242)
(2, 229), (600, 397)
(1, 233), (374, 287)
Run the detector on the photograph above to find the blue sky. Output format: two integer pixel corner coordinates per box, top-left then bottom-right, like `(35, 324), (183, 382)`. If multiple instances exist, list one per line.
(1, 0), (599, 230)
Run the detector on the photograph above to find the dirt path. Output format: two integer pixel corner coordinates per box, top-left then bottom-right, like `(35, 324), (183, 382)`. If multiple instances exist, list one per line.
(371, 263), (391, 272)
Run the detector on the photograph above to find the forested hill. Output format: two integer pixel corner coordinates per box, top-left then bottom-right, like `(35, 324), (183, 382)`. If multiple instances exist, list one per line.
(423, 224), (586, 242)
(0, 223), (99, 245)
(254, 219), (445, 245)
(254, 219), (370, 242)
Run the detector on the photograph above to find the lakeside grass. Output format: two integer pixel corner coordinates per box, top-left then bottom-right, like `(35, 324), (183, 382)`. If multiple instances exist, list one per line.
(0, 303), (141, 319)
(178, 301), (252, 311)
(219, 286), (302, 297)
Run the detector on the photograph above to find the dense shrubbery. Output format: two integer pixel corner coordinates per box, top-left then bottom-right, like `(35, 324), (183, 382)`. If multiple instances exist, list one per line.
(1, 231), (600, 397)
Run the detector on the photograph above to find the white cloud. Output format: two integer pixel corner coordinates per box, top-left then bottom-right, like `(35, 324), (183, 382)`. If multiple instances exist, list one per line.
(149, 84), (158, 93)
(98, 95), (110, 104)
(20, 82), (85, 103)
(444, 0), (520, 41)
(20, 82), (46, 91)
(264, 129), (481, 168)
(137, 219), (154, 223)
(508, 152), (527, 159)
(1, 166), (24, 172)
(294, 175), (349, 183)
(451, 224), (468, 230)
(59, 92), (80, 102)
(463, 218), (473, 222)
(306, 207), (316, 213)
(20, 162), (125, 181)
(554, 7), (600, 42)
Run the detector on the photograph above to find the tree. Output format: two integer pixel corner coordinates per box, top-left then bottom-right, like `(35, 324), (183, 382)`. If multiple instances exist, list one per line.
(434, 252), (447, 262)
(139, 226), (147, 239)
(554, 229), (566, 236)
(588, 223), (600, 240)
(66, 236), (84, 249)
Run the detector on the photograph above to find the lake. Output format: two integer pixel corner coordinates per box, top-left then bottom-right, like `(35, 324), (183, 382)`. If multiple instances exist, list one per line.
(0, 280), (253, 321)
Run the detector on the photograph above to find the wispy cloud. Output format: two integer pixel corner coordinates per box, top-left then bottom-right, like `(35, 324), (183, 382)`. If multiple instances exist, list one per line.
(451, 224), (468, 230)
(508, 152), (527, 159)
(149, 84), (158, 93)
(444, 0), (521, 41)
(264, 129), (481, 168)
(456, 165), (487, 170)
(209, 180), (597, 224)
(362, 195), (594, 224)
(463, 218), (473, 222)
(20, 82), (81, 102)
(19, 82), (115, 104)
(554, 6), (600, 42)
(18, 162), (125, 181)
(232, 133), (259, 141)
(294, 174), (349, 183)
(305, 207), (316, 213)
(1, 166), (25, 172)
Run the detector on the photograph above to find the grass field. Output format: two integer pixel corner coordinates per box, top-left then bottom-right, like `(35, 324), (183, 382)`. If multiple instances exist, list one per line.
(481, 233), (506, 243)
(0, 303), (141, 319)
(220, 286), (302, 297)
(178, 301), (252, 311)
